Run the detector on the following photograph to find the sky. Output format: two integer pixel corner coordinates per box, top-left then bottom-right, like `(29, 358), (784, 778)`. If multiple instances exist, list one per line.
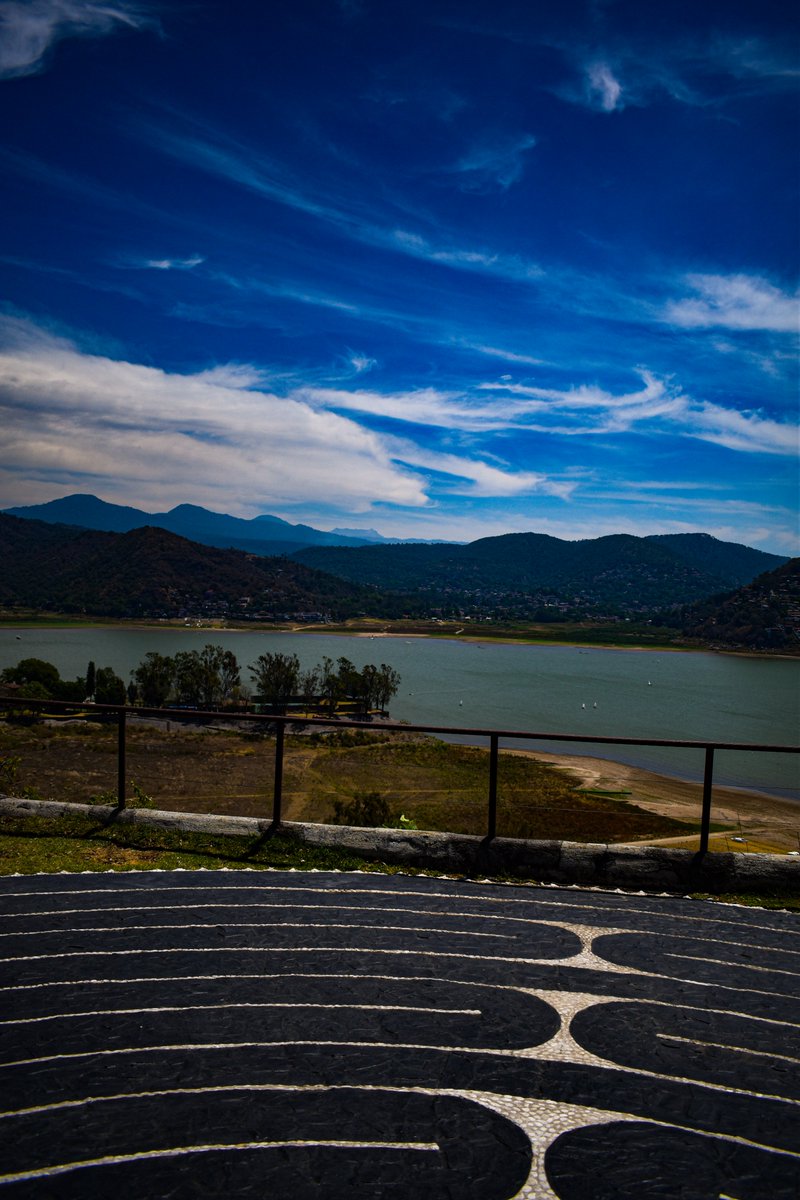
(0, 0), (797, 553)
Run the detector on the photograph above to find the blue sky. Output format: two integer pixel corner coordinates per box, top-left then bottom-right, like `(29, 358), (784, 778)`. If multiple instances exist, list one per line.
(0, 0), (797, 552)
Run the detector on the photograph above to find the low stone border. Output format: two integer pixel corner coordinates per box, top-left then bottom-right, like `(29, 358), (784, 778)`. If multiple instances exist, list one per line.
(2, 795), (798, 894)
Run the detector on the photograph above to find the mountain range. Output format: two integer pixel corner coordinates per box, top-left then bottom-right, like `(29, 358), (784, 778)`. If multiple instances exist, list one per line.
(1, 495), (790, 623)
(0, 513), (376, 620)
(3, 494), (446, 555)
(292, 531), (787, 615)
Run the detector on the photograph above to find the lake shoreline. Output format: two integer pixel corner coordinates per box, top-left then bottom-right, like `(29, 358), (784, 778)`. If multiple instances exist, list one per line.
(518, 749), (800, 853)
(2, 617), (796, 659)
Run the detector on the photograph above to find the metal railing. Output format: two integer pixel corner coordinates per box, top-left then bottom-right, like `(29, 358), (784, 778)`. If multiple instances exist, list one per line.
(2, 697), (798, 854)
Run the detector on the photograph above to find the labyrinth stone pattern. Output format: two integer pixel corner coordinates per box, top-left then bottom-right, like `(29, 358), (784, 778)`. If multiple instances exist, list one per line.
(0, 870), (798, 1199)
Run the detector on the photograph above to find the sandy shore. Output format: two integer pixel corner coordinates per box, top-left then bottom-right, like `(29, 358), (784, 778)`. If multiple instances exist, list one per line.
(512, 750), (800, 855)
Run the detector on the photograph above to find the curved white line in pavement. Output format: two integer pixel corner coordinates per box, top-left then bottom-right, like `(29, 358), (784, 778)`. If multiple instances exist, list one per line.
(2, 881), (793, 933)
(2, 1001), (481, 1027)
(0, 1139), (440, 1185)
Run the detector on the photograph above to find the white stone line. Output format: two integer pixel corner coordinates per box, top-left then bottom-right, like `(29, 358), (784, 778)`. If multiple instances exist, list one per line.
(1, 1001), (480, 1028)
(657, 1033), (800, 1066)
(5, 904), (796, 964)
(4, 969), (799, 1033)
(2, 1082), (799, 1172)
(0, 945), (582, 967)
(0, 1139), (440, 1185)
(3, 1036), (799, 1107)
(0, 900), (639, 925)
(664, 951), (800, 980)
(0, 969), (581, 995)
(3, 881), (793, 934)
(0, 920), (513, 942)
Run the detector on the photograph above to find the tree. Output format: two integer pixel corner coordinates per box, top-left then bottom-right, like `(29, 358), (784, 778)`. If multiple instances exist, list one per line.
(173, 651), (205, 706)
(248, 652), (300, 711)
(335, 657), (361, 708)
(2, 658), (61, 696)
(318, 656), (339, 715)
(132, 652), (174, 707)
(94, 667), (126, 705)
(374, 664), (401, 713)
(216, 648), (240, 704)
(85, 661), (96, 699)
(298, 665), (320, 710)
(197, 644), (239, 707)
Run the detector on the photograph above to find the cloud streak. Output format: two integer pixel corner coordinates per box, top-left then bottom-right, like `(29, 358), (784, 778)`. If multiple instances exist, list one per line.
(663, 274), (799, 333)
(0, 0), (155, 80)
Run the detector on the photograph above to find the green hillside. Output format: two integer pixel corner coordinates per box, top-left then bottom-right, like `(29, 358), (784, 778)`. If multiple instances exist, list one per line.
(0, 514), (375, 620)
(681, 558), (800, 651)
(293, 531), (785, 616)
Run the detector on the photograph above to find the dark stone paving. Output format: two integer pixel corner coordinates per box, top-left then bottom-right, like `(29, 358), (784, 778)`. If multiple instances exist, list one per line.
(0, 870), (798, 1198)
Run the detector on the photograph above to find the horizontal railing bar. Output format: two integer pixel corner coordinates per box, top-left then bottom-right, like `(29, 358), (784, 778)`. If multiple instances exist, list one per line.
(1, 697), (797, 756)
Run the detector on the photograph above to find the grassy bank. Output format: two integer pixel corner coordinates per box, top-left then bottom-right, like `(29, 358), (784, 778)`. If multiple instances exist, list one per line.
(0, 720), (696, 844)
(0, 609), (683, 648)
(1, 808), (797, 911)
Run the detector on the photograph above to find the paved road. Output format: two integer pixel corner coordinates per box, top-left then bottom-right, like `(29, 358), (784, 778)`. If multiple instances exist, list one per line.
(0, 870), (798, 1198)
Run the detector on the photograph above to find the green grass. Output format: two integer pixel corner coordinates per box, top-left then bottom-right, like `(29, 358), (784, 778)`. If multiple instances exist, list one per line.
(0, 811), (397, 875)
(1, 811), (797, 910)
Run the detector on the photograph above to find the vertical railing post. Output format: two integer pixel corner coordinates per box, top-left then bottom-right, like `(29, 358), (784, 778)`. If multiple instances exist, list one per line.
(117, 707), (126, 808)
(272, 721), (285, 827)
(487, 733), (499, 840)
(699, 745), (714, 854)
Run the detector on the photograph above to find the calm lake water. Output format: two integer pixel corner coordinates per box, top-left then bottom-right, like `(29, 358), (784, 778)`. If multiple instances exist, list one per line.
(1, 628), (798, 799)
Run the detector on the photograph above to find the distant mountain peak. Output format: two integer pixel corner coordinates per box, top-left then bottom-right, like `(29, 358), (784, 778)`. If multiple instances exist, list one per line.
(330, 526), (385, 542)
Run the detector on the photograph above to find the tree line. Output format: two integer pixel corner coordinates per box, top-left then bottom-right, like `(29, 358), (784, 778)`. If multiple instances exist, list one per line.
(2, 647), (401, 717)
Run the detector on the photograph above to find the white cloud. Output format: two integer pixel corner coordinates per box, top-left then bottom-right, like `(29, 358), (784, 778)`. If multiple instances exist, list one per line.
(300, 371), (798, 459)
(348, 353), (376, 375)
(664, 274), (800, 333)
(386, 440), (573, 500)
(0, 0), (155, 80)
(0, 316), (562, 513)
(460, 343), (546, 366)
(585, 62), (623, 111)
(143, 255), (204, 271)
(391, 229), (543, 280)
(482, 369), (798, 454)
(297, 385), (511, 432)
(0, 317), (425, 513)
(688, 401), (799, 456)
(451, 133), (537, 191)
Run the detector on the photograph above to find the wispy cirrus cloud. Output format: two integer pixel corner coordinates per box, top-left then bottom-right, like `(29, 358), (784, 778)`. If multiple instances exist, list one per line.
(386, 440), (571, 499)
(140, 119), (546, 284)
(142, 254), (204, 271)
(0, 0), (156, 80)
(449, 132), (537, 192)
(550, 23), (800, 113)
(487, 370), (798, 455)
(663, 273), (799, 333)
(300, 368), (798, 459)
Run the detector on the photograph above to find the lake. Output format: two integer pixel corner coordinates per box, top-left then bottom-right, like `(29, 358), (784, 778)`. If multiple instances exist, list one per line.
(1, 627), (798, 799)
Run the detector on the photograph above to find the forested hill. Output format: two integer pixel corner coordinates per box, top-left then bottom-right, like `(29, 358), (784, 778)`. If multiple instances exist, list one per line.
(0, 514), (376, 619)
(681, 558), (800, 651)
(292, 532), (786, 614)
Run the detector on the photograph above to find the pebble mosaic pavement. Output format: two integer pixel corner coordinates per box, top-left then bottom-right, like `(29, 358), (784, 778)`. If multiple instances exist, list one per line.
(0, 870), (798, 1199)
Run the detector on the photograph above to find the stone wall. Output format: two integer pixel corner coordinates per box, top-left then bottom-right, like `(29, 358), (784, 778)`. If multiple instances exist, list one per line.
(2, 796), (798, 894)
